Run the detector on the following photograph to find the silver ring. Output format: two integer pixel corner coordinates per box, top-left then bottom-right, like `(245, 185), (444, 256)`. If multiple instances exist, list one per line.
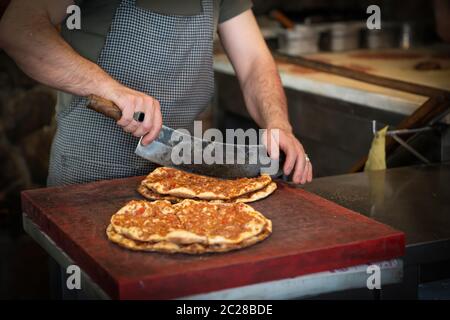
(305, 154), (310, 162)
(133, 111), (145, 122)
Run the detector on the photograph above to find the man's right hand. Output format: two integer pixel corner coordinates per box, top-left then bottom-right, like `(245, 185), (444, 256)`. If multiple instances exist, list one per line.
(103, 85), (163, 146)
(0, 0), (161, 147)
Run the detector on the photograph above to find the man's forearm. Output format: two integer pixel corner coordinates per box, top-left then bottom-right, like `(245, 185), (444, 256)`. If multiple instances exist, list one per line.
(0, 0), (117, 98)
(219, 10), (312, 183)
(241, 56), (292, 132)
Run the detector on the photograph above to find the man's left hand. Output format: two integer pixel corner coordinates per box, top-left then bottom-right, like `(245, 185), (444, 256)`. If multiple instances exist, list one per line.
(263, 128), (313, 184)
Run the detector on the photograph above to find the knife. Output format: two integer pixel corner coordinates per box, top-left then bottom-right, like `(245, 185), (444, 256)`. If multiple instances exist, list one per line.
(87, 95), (279, 179)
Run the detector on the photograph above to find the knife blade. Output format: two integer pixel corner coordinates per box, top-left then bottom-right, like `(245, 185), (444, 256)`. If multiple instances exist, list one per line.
(87, 95), (279, 178)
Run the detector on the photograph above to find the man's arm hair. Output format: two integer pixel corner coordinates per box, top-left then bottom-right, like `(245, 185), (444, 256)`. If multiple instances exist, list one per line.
(0, 0), (118, 97)
(218, 10), (292, 132)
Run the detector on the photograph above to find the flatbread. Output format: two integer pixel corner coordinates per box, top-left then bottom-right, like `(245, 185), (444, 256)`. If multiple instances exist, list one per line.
(174, 199), (269, 245)
(137, 181), (277, 203)
(143, 167), (272, 200)
(228, 182), (277, 203)
(110, 199), (270, 245)
(110, 200), (195, 243)
(106, 220), (272, 254)
(137, 182), (181, 202)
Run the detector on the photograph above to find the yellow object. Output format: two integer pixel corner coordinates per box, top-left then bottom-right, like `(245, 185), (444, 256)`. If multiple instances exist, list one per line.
(364, 126), (388, 171)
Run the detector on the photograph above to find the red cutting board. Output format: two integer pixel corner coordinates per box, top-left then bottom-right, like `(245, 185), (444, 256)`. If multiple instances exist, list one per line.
(21, 177), (404, 299)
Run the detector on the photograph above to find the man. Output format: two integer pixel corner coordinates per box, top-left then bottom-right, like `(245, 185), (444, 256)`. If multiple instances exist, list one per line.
(0, 0), (312, 185)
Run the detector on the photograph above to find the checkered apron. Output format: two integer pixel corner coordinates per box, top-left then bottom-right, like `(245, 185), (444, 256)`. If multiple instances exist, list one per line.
(47, 0), (214, 186)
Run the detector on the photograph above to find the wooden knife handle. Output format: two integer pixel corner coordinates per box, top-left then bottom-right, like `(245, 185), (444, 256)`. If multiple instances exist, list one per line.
(87, 95), (122, 121)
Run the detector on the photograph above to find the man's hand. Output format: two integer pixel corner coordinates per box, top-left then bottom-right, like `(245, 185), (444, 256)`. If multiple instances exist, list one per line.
(102, 85), (163, 146)
(0, 0), (162, 146)
(263, 128), (312, 185)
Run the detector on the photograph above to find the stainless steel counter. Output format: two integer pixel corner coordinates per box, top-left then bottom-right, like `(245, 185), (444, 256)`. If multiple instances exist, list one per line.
(23, 215), (403, 300)
(22, 163), (449, 299)
(303, 163), (450, 248)
(302, 163), (450, 298)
